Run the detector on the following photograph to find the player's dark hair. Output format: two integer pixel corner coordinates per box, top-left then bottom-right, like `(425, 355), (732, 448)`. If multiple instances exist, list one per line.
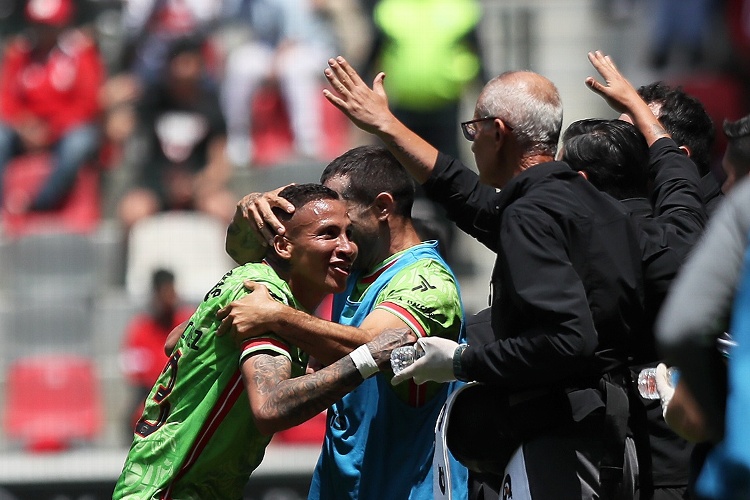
(723, 114), (750, 179)
(562, 119), (650, 200)
(272, 183), (340, 224)
(320, 145), (415, 217)
(637, 82), (715, 176)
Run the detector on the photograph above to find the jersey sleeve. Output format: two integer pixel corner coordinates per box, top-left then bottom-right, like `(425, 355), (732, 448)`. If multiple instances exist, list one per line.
(373, 259), (463, 340)
(233, 278), (295, 365)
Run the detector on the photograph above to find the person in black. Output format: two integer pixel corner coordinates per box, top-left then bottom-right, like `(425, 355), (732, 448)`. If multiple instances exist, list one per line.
(635, 82), (720, 216)
(322, 52), (644, 499)
(562, 117), (706, 499)
(116, 37), (235, 231)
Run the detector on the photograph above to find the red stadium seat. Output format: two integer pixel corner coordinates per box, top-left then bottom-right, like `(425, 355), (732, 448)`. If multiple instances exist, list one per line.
(2, 355), (103, 452)
(1, 152), (101, 237)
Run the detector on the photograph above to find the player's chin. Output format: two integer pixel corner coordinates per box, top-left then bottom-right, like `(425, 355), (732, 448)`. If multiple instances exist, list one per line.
(326, 267), (351, 292)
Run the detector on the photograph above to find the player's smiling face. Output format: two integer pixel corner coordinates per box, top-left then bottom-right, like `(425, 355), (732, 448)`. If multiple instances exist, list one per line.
(284, 199), (358, 297)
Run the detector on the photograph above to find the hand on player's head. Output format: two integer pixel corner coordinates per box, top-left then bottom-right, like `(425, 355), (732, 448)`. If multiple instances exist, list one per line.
(237, 185), (296, 246)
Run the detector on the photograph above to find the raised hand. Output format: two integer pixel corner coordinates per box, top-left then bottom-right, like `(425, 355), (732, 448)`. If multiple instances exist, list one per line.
(323, 56), (394, 136)
(585, 50), (642, 115)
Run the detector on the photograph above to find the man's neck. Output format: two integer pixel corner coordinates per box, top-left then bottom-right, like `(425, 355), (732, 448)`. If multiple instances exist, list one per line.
(384, 220), (423, 264)
(518, 153), (555, 172)
(265, 259), (323, 313)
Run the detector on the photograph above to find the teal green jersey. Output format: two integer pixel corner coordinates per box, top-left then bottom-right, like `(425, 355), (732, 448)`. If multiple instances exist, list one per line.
(353, 250), (463, 405)
(114, 263), (306, 500)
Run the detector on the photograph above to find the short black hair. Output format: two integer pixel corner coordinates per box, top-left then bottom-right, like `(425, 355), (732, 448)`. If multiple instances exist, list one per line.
(152, 269), (175, 291)
(166, 36), (204, 63)
(320, 145), (415, 217)
(637, 82), (715, 176)
(272, 183), (340, 224)
(723, 114), (750, 179)
(562, 119), (650, 200)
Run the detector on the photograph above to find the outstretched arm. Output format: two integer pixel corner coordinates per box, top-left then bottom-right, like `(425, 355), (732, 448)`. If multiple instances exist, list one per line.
(225, 186), (295, 265)
(218, 282), (413, 365)
(585, 50), (669, 146)
(323, 56), (438, 184)
(243, 327), (414, 435)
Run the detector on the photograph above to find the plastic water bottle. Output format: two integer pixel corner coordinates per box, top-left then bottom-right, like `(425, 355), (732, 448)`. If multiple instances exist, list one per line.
(390, 344), (424, 375)
(637, 366), (678, 399)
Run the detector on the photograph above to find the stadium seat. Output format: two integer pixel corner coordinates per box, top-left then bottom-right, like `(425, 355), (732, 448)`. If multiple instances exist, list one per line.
(2, 355), (103, 452)
(4, 298), (93, 360)
(126, 211), (236, 305)
(1, 152), (101, 237)
(3, 230), (97, 298)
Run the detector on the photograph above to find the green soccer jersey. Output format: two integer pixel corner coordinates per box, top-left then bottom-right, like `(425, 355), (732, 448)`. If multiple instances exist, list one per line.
(353, 250), (463, 405)
(114, 263), (306, 500)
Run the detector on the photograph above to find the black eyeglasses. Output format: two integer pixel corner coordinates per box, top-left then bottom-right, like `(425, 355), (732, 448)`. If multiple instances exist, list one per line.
(460, 117), (512, 141)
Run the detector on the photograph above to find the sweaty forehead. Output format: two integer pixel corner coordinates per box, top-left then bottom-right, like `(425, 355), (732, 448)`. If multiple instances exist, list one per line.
(288, 199), (347, 231)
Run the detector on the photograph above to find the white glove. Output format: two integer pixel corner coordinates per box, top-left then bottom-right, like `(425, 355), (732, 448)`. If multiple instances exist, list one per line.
(391, 337), (459, 386)
(654, 362), (675, 418)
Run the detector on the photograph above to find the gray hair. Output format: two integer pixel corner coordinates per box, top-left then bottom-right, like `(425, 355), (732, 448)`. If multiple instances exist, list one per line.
(476, 71), (563, 157)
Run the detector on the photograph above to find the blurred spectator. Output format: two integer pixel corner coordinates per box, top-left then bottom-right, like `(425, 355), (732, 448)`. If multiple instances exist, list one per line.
(363, 0), (485, 268)
(119, 269), (193, 433)
(366, 0), (484, 160)
(120, 0), (223, 87)
(648, 0), (715, 69)
(116, 37), (235, 230)
(718, 114), (750, 192)
(220, 0), (338, 167)
(0, 0), (105, 213)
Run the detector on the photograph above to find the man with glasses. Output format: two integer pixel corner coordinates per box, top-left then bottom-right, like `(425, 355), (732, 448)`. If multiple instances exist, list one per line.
(323, 54), (645, 499)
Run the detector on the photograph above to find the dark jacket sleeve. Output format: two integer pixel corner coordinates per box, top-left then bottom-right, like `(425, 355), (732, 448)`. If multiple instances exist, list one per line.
(422, 152), (504, 251)
(649, 137), (707, 243)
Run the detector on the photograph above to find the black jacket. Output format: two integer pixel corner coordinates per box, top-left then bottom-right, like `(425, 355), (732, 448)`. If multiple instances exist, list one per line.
(624, 138), (707, 490)
(423, 155), (645, 396)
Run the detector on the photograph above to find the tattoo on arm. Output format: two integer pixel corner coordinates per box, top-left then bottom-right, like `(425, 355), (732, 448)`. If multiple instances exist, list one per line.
(248, 354), (361, 430)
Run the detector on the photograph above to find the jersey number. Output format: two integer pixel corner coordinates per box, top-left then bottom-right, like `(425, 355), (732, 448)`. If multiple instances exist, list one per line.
(135, 350), (181, 437)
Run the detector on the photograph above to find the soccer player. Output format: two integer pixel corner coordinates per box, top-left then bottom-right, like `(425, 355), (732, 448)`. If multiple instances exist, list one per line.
(113, 183), (414, 498)
(219, 145), (468, 499)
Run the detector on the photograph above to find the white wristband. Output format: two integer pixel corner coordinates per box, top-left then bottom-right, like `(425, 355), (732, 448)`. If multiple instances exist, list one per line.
(349, 344), (379, 379)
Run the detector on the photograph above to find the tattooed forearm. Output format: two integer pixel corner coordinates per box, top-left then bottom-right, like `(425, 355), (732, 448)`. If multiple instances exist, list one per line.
(269, 356), (360, 420)
(245, 328), (415, 434)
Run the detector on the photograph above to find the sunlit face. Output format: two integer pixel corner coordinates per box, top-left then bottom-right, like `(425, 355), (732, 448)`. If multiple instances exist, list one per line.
(285, 199), (357, 295)
(470, 112), (498, 185)
(323, 175), (380, 271)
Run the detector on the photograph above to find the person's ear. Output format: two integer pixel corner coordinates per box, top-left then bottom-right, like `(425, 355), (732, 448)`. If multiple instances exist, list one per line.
(578, 170), (589, 181)
(678, 145), (692, 157)
(273, 234), (292, 261)
(373, 192), (395, 221)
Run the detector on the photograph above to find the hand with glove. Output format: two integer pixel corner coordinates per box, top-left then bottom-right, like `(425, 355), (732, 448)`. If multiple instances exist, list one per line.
(391, 337), (461, 386)
(655, 362), (676, 418)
